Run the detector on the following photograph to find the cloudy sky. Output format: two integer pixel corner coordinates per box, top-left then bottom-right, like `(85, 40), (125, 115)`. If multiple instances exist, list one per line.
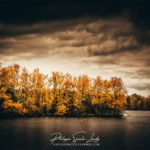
(0, 0), (150, 96)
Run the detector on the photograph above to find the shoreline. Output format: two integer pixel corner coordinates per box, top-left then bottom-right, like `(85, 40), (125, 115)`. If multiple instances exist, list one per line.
(1, 110), (150, 120)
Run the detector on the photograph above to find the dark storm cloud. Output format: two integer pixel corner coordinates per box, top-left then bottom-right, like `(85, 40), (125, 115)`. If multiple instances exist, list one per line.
(0, 21), (77, 37)
(0, 0), (125, 24)
(0, 0), (149, 39)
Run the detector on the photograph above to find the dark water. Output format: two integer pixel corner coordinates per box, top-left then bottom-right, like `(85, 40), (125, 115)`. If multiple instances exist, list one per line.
(0, 111), (150, 150)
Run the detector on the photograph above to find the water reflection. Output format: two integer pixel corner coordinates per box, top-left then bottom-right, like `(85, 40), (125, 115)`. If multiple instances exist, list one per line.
(0, 111), (150, 150)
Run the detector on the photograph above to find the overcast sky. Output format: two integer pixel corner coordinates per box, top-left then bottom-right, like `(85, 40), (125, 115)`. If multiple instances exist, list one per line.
(0, 0), (150, 96)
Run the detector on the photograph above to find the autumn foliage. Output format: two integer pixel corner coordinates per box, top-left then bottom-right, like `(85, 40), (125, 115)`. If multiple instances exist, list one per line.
(0, 63), (140, 117)
(127, 94), (150, 110)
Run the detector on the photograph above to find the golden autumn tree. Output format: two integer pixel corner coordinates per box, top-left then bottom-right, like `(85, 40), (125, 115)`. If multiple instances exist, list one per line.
(0, 64), (28, 116)
(75, 75), (92, 116)
(1, 63), (149, 117)
(110, 77), (127, 115)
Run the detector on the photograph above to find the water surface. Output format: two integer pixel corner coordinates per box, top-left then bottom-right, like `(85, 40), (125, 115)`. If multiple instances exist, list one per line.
(0, 111), (150, 150)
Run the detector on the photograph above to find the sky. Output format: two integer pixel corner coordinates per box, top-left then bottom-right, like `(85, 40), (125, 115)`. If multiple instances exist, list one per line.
(0, 0), (150, 96)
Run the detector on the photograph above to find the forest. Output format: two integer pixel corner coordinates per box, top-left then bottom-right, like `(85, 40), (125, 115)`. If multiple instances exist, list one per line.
(127, 94), (150, 110)
(0, 64), (150, 118)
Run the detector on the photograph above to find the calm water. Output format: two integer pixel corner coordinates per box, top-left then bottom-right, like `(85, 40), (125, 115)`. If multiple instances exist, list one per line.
(0, 111), (150, 150)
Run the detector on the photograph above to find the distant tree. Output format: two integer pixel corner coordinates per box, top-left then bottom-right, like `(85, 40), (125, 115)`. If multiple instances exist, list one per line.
(127, 94), (150, 110)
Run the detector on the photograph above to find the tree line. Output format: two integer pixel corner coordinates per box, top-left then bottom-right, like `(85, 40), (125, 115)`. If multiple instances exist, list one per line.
(0, 64), (149, 117)
(127, 94), (150, 110)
